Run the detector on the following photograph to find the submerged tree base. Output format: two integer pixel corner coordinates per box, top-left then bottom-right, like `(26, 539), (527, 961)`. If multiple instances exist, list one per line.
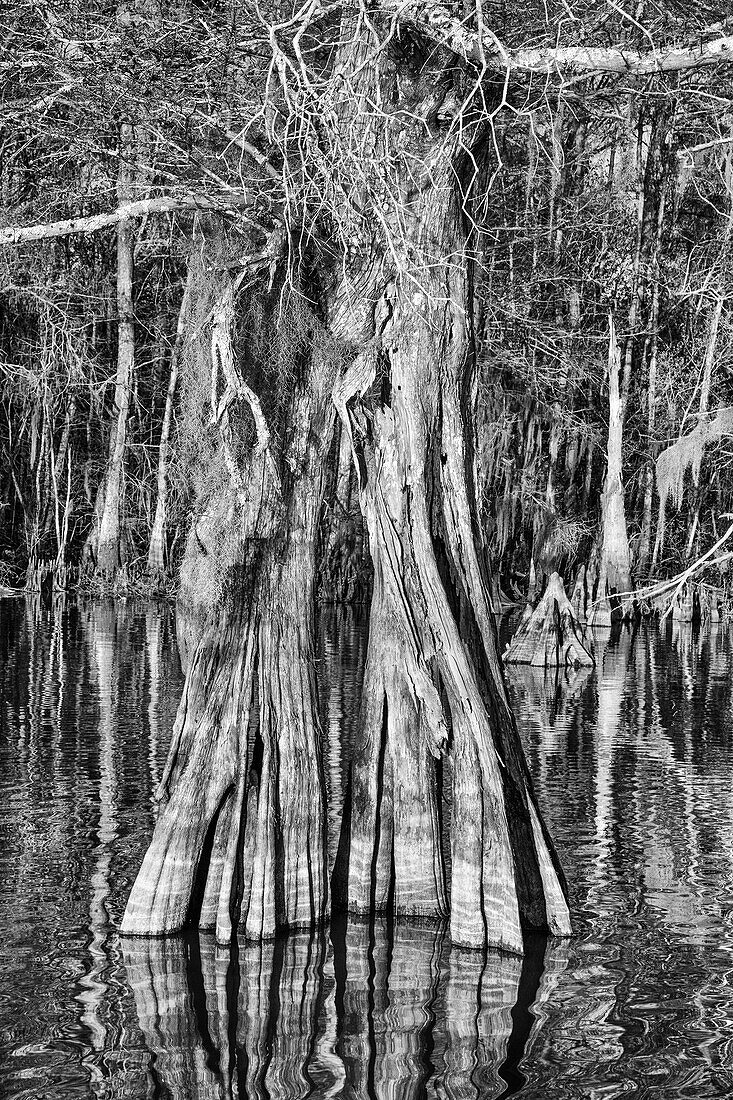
(505, 572), (594, 668)
(570, 560), (635, 629)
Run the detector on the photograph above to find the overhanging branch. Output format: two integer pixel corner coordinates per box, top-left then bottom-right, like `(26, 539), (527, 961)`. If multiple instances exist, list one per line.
(0, 193), (253, 246)
(390, 3), (733, 76)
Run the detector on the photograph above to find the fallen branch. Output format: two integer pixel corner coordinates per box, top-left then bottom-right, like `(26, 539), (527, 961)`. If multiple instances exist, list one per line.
(633, 520), (733, 617)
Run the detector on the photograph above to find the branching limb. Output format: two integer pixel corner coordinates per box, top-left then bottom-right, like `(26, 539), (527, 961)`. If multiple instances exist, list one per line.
(0, 194), (258, 246)
(387, 4), (733, 76)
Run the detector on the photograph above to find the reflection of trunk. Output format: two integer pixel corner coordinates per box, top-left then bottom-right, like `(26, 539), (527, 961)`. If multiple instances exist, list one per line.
(147, 270), (193, 575)
(125, 931), (326, 1100)
(317, 607), (367, 881)
(338, 913), (528, 1097)
(338, 191), (570, 952)
(588, 628), (632, 903)
(96, 122), (135, 577)
(77, 604), (121, 1082)
(440, 939), (522, 1098)
(123, 280), (335, 941)
(124, 936), (236, 1100)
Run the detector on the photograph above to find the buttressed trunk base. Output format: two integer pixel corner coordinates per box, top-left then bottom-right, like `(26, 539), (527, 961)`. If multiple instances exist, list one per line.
(338, 268), (571, 953)
(122, 280), (335, 942)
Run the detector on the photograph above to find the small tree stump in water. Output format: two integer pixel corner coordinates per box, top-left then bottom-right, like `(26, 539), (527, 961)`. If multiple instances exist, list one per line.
(504, 573), (595, 668)
(670, 580), (695, 623)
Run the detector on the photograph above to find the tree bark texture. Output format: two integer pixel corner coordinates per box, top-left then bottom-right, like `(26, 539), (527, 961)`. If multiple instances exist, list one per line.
(336, 185), (571, 951)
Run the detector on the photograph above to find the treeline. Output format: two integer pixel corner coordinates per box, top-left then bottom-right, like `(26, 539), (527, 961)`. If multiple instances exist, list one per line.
(2, 3), (733, 603)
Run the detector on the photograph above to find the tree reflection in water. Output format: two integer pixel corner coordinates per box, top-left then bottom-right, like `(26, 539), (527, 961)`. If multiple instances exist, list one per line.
(123, 921), (567, 1100)
(6, 603), (733, 1098)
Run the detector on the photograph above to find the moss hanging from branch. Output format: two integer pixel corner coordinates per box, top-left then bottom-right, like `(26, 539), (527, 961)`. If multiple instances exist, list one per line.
(656, 407), (733, 513)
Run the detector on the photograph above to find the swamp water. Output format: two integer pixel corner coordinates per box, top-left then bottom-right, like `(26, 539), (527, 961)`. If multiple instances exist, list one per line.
(1, 599), (733, 1099)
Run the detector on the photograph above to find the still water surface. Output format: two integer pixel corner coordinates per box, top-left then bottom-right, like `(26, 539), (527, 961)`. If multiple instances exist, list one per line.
(1, 599), (733, 1098)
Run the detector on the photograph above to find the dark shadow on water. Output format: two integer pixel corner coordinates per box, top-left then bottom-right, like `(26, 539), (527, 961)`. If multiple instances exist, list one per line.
(497, 934), (552, 1097)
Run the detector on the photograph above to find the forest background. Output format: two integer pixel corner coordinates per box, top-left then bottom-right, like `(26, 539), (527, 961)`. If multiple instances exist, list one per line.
(2, 0), (733, 605)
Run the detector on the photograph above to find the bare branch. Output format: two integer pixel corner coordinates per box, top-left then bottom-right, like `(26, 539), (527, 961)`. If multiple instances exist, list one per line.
(389, 4), (733, 76)
(0, 194), (252, 246)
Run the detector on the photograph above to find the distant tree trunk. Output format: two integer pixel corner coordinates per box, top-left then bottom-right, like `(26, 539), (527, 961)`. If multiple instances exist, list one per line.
(600, 316), (633, 597)
(337, 187), (570, 953)
(96, 121), (134, 577)
(685, 295), (724, 560)
(147, 270), (192, 576)
(573, 316), (633, 626)
(638, 284), (660, 574)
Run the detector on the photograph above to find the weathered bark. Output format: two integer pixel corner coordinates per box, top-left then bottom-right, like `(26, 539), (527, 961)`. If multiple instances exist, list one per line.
(337, 185), (571, 951)
(147, 269), (193, 575)
(122, 274), (337, 942)
(504, 572), (594, 668)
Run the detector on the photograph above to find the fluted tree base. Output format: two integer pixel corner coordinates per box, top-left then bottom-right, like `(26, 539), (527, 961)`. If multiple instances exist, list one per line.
(338, 270), (572, 954)
(504, 572), (594, 668)
(120, 538), (327, 943)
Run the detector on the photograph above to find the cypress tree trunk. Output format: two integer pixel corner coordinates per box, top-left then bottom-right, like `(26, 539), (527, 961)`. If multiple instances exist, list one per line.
(337, 186), (571, 952)
(122, 277), (338, 941)
(573, 317), (633, 626)
(598, 316), (633, 609)
(147, 270), (192, 577)
(504, 572), (594, 668)
(125, 28), (571, 952)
